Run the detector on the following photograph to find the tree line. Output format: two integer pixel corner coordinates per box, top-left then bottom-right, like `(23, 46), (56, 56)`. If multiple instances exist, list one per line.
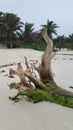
(0, 11), (73, 50)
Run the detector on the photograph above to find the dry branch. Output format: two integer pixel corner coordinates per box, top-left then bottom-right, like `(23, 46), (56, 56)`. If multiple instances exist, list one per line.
(9, 62), (47, 90)
(24, 56), (29, 69)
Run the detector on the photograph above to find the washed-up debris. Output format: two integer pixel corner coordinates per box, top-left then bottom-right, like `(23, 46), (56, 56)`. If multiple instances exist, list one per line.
(69, 86), (73, 89)
(0, 70), (5, 73)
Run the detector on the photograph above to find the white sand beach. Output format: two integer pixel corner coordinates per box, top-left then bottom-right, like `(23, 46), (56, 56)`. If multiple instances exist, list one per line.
(0, 49), (73, 130)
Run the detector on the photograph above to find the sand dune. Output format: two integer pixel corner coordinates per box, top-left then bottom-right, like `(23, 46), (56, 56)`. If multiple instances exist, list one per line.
(0, 49), (73, 130)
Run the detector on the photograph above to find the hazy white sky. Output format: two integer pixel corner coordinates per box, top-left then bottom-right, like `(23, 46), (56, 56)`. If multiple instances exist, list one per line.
(0, 0), (73, 36)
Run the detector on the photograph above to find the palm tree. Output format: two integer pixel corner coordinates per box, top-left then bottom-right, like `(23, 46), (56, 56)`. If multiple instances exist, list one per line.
(54, 35), (67, 50)
(68, 34), (73, 49)
(0, 12), (24, 48)
(41, 19), (58, 39)
(69, 34), (73, 43)
(23, 22), (34, 43)
(0, 12), (6, 43)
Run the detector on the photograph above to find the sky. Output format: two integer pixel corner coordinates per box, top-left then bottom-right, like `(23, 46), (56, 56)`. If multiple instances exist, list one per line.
(0, 0), (73, 36)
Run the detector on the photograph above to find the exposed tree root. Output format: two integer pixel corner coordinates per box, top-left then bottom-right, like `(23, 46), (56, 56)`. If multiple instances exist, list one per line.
(8, 27), (73, 108)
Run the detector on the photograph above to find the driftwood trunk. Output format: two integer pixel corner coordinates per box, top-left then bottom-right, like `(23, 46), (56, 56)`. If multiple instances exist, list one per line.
(8, 27), (73, 103)
(37, 28), (53, 82)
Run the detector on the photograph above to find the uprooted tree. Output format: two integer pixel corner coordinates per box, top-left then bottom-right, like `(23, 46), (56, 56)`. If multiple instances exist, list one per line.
(8, 28), (73, 108)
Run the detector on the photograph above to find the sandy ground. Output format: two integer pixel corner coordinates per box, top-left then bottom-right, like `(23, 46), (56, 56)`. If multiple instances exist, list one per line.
(0, 48), (73, 130)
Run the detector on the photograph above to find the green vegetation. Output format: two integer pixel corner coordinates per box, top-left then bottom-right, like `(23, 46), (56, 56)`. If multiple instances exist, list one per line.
(1, 11), (73, 50)
(53, 35), (73, 50)
(9, 82), (73, 108)
(24, 42), (46, 51)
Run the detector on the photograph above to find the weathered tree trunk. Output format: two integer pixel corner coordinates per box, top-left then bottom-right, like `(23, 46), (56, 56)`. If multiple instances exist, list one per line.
(37, 28), (53, 82)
